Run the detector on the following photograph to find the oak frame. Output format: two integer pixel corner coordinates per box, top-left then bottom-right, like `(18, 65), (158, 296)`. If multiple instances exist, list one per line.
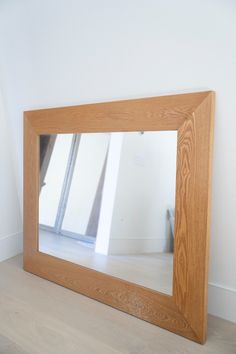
(23, 91), (214, 344)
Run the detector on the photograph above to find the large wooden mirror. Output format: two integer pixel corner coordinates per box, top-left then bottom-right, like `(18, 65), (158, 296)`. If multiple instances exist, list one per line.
(24, 91), (214, 344)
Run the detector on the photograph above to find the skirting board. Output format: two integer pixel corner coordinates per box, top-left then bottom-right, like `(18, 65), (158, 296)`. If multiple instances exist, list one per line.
(0, 232), (23, 262)
(208, 282), (236, 324)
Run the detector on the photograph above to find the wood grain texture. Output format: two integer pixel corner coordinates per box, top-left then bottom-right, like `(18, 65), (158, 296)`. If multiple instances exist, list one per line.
(23, 118), (39, 254)
(24, 91), (209, 134)
(23, 91), (215, 344)
(173, 92), (215, 343)
(24, 251), (197, 341)
(2, 256), (236, 354)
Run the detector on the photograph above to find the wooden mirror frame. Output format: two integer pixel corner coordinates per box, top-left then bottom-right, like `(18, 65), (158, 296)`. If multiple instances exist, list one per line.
(24, 91), (214, 344)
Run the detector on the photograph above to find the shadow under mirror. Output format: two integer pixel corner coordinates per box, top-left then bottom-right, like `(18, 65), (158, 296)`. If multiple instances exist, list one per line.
(39, 131), (177, 295)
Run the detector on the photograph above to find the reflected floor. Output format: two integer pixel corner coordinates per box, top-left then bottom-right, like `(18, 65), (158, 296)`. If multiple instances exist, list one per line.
(39, 229), (173, 295)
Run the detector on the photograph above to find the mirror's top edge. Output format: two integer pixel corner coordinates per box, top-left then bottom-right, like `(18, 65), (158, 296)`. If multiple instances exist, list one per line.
(23, 90), (214, 114)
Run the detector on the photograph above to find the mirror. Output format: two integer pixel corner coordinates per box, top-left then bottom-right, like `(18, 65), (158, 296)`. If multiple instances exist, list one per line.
(25, 92), (214, 343)
(39, 131), (177, 295)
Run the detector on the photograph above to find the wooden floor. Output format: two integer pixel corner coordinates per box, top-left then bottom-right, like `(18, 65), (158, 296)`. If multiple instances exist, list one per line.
(0, 256), (235, 354)
(39, 229), (173, 294)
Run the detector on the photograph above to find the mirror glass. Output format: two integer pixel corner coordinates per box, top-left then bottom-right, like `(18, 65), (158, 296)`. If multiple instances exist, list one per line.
(39, 131), (177, 295)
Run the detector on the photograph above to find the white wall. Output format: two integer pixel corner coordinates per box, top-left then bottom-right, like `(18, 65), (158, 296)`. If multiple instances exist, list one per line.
(109, 131), (177, 255)
(0, 0), (235, 322)
(0, 91), (22, 261)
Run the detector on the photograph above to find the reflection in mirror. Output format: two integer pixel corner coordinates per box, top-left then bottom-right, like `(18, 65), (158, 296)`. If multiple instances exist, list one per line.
(39, 131), (177, 294)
